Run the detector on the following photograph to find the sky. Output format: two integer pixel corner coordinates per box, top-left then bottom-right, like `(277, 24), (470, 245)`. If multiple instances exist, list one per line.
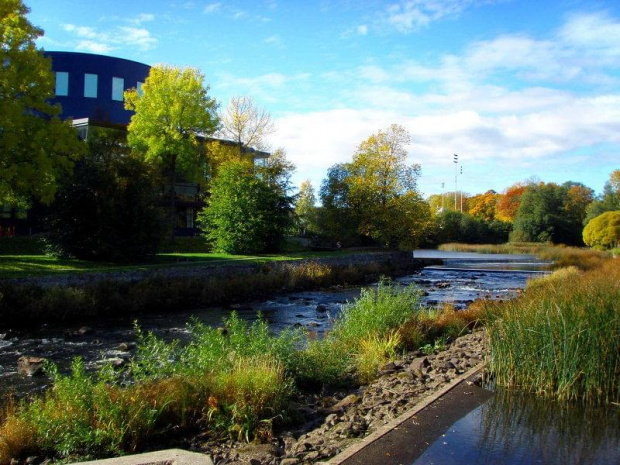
(26, 0), (620, 198)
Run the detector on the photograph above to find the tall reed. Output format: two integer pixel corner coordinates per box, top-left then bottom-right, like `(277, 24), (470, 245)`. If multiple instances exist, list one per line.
(486, 260), (620, 405)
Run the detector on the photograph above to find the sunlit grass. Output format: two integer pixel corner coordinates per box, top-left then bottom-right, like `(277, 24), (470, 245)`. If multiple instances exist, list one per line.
(485, 260), (620, 405)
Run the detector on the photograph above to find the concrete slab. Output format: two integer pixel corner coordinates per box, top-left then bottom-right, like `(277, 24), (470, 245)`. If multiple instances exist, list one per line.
(71, 449), (214, 465)
(322, 364), (487, 465)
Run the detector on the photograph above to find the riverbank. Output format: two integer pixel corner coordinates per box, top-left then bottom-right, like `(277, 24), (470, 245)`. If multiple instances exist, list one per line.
(184, 329), (487, 464)
(0, 252), (423, 329)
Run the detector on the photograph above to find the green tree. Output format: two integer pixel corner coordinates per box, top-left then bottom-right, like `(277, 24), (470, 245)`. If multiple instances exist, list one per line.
(198, 159), (292, 253)
(511, 182), (587, 245)
(583, 211), (620, 250)
(318, 163), (361, 246)
(347, 124), (428, 248)
(46, 128), (163, 261)
(295, 180), (318, 236)
(0, 0), (84, 205)
(584, 169), (620, 225)
(124, 65), (219, 238)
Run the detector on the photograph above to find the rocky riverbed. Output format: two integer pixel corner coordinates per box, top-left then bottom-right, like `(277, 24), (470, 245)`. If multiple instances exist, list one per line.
(179, 329), (487, 465)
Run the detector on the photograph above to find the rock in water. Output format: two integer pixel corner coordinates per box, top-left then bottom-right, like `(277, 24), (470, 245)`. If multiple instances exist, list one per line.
(17, 356), (47, 377)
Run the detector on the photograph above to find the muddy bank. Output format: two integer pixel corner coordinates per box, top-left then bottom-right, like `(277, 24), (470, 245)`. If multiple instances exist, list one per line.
(175, 329), (487, 464)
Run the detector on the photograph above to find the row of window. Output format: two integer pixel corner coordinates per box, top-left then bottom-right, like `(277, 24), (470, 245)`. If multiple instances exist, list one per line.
(55, 72), (143, 101)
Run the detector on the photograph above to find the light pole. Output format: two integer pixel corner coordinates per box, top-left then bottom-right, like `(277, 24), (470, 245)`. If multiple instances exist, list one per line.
(453, 154), (458, 210)
(441, 182), (445, 212)
(460, 164), (463, 213)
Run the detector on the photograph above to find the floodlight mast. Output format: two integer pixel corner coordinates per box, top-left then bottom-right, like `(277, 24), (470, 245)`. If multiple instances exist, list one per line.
(453, 154), (458, 210)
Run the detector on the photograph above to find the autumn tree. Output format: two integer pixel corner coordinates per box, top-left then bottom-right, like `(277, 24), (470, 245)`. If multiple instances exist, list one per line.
(0, 0), (84, 205)
(496, 183), (526, 223)
(124, 65), (219, 237)
(218, 95), (275, 151)
(467, 190), (500, 222)
(346, 124), (429, 248)
(318, 163), (361, 246)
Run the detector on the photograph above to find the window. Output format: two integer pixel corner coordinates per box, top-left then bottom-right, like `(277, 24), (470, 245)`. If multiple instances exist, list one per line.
(55, 72), (69, 96)
(84, 73), (98, 98)
(112, 77), (124, 101)
(137, 81), (144, 96)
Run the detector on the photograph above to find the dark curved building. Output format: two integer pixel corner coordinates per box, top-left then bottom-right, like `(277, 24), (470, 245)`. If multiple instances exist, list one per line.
(44, 51), (150, 127)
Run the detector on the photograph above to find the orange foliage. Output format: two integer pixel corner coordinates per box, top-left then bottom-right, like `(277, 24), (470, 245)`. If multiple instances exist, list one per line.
(496, 184), (526, 223)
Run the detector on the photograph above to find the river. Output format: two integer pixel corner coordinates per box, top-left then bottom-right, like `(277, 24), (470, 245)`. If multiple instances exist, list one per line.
(0, 251), (545, 398)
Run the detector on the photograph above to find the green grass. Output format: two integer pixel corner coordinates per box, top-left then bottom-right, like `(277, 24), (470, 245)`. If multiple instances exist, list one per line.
(0, 249), (356, 279)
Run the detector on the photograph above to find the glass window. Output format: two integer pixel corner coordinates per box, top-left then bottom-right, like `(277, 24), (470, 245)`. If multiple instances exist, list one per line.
(84, 73), (98, 98)
(137, 81), (144, 96)
(55, 72), (69, 96)
(112, 77), (124, 101)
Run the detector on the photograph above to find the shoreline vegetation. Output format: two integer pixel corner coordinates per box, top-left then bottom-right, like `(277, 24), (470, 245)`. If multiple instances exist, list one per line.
(0, 244), (618, 464)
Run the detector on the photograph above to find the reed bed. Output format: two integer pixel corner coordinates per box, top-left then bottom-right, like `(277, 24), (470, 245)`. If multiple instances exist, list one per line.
(486, 260), (620, 405)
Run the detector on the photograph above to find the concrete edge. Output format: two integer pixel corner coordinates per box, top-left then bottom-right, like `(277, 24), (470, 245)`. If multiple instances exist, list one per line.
(71, 448), (214, 465)
(321, 363), (486, 465)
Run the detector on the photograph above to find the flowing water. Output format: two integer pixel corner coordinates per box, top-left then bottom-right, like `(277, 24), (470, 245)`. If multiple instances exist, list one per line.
(0, 253), (542, 398)
(412, 389), (620, 465)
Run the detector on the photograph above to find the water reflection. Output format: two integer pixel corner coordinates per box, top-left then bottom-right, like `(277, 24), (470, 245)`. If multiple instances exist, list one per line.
(413, 389), (620, 465)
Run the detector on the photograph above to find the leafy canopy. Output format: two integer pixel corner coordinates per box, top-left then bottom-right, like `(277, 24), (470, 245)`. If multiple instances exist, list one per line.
(198, 159), (293, 254)
(124, 64), (219, 178)
(0, 0), (84, 204)
(347, 124), (428, 248)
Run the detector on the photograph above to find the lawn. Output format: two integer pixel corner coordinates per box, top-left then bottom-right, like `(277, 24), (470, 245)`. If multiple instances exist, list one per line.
(0, 237), (354, 279)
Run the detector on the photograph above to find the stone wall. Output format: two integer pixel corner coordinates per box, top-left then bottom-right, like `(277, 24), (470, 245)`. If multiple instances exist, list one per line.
(4, 251), (420, 289)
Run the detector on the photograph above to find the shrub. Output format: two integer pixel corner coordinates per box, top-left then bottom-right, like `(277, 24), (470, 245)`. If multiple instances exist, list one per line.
(582, 211), (620, 250)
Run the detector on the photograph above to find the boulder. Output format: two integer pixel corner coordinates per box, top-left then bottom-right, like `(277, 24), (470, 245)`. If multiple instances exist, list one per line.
(17, 356), (47, 377)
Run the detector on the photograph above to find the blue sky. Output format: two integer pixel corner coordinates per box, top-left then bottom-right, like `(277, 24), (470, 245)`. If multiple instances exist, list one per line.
(27, 0), (620, 198)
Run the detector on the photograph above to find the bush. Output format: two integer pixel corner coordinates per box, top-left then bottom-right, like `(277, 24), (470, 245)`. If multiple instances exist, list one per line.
(583, 211), (620, 250)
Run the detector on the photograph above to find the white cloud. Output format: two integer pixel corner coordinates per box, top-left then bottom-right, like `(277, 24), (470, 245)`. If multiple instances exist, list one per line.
(221, 11), (620, 195)
(384, 0), (482, 33)
(265, 35), (283, 47)
(118, 27), (157, 50)
(75, 40), (114, 54)
(203, 3), (221, 14)
(62, 22), (157, 52)
(129, 13), (155, 25)
(357, 24), (368, 35)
